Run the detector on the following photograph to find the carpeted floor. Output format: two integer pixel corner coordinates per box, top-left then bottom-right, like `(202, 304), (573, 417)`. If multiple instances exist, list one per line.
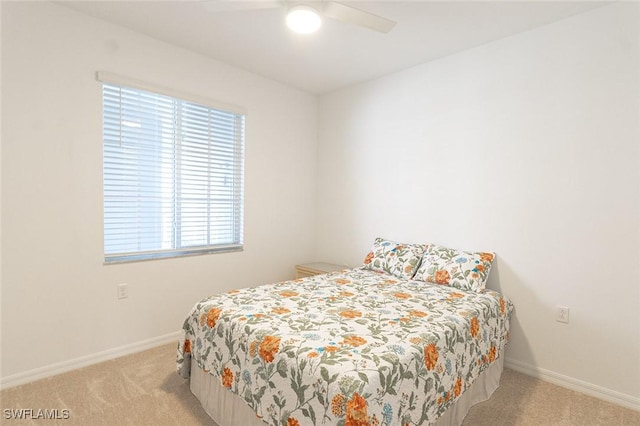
(1, 343), (637, 425)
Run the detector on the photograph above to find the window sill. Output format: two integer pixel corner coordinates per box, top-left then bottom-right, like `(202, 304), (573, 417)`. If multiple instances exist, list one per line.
(104, 245), (243, 265)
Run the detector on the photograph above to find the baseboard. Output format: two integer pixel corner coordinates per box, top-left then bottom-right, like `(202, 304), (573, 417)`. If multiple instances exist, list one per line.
(0, 330), (182, 390)
(505, 357), (640, 412)
(3, 338), (638, 412)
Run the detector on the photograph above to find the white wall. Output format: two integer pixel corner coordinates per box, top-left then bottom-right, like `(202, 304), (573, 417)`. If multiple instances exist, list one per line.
(0, 2), (317, 382)
(316, 3), (639, 405)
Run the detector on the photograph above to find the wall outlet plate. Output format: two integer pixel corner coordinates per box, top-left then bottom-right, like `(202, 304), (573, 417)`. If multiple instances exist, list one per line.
(556, 306), (569, 324)
(117, 283), (129, 299)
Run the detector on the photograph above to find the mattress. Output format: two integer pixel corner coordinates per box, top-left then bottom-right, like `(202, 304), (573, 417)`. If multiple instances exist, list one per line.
(177, 268), (513, 425)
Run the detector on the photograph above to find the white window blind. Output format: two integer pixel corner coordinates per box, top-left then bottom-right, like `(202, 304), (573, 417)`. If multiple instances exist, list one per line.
(101, 77), (244, 263)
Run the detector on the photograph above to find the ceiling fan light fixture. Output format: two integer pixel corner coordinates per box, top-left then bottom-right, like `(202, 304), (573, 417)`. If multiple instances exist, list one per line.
(286, 5), (322, 34)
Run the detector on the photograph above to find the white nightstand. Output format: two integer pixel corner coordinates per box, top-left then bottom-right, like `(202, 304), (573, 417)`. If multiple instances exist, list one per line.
(295, 262), (348, 279)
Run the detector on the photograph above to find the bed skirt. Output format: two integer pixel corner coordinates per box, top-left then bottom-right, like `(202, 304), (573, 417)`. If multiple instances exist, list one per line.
(189, 349), (504, 426)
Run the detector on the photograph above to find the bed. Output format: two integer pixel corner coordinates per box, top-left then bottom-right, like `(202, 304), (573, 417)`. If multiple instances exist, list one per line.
(177, 239), (513, 426)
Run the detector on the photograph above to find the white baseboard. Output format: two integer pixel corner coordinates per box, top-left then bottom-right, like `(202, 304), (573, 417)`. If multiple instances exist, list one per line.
(2, 337), (638, 413)
(505, 357), (640, 412)
(0, 330), (182, 390)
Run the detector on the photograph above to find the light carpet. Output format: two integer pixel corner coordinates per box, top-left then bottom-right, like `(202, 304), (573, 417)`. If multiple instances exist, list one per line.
(1, 344), (637, 425)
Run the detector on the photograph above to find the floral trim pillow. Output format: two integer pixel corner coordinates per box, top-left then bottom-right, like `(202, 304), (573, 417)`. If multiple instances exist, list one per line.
(362, 237), (427, 279)
(413, 244), (496, 292)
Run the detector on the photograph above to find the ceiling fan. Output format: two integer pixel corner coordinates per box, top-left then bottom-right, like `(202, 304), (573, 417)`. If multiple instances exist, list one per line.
(203, 1), (397, 34)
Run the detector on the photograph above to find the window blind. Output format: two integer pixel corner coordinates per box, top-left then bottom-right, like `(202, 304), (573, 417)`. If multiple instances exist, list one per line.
(101, 79), (244, 263)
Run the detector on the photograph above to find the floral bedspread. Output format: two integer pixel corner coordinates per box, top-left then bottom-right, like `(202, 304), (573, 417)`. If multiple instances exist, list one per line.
(177, 268), (513, 426)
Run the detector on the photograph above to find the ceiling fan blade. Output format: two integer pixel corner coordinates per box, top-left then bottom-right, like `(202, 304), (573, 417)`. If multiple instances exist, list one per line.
(203, 0), (283, 13)
(322, 1), (396, 33)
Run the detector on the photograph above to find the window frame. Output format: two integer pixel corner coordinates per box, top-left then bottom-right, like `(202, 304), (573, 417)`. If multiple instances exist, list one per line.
(98, 72), (246, 264)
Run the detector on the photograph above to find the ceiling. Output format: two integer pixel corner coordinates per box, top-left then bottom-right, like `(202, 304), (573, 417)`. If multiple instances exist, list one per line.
(60, 1), (608, 94)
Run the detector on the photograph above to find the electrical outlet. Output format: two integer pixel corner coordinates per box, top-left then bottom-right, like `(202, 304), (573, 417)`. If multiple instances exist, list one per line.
(117, 283), (129, 300)
(556, 306), (569, 324)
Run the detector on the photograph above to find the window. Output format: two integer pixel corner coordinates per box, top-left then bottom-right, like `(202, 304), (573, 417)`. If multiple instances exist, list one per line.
(99, 73), (245, 263)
